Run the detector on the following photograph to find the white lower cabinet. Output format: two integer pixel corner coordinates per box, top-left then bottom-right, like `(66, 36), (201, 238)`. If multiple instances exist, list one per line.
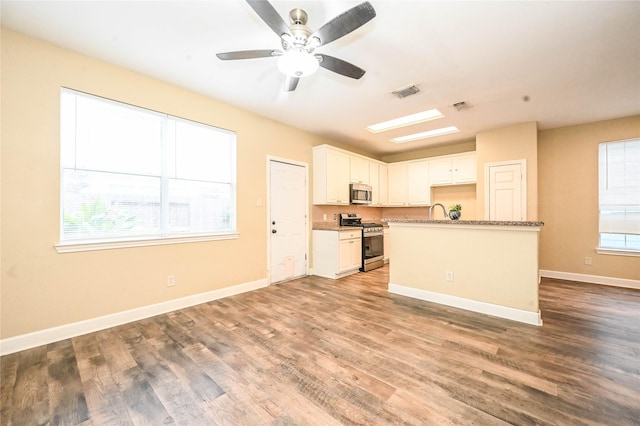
(313, 229), (362, 279)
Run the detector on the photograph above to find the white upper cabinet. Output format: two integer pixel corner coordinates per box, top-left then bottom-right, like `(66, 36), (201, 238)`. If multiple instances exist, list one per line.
(313, 145), (350, 205)
(388, 160), (430, 207)
(350, 156), (370, 184)
(408, 160), (430, 205)
(313, 144), (476, 206)
(378, 163), (388, 206)
(369, 161), (380, 205)
(453, 153), (477, 183)
(429, 152), (477, 186)
(368, 161), (388, 207)
(429, 157), (454, 186)
(387, 162), (409, 206)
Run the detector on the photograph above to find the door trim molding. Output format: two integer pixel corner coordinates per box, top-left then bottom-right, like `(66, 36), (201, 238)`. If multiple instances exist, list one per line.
(266, 156), (310, 285)
(484, 159), (527, 221)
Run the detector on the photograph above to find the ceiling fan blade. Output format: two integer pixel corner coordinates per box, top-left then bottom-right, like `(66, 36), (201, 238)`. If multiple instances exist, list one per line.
(246, 0), (291, 38)
(216, 49), (281, 60)
(285, 76), (300, 92)
(311, 2), (376, 47)
(317, 54), (366, 79)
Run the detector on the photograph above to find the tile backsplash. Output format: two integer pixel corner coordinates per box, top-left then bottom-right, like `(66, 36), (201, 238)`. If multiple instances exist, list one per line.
(311, 184), (478, 223)
(312, 205), (381, 223)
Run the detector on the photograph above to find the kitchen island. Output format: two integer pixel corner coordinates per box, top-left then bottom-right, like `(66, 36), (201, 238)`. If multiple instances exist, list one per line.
(384, 219), (544, 325)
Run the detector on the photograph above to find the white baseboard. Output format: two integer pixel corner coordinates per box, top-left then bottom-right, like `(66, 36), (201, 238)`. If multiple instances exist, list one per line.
(0, 278), (268, 356)
(388, 283), (542, 326)
(539, 270), (640, 290)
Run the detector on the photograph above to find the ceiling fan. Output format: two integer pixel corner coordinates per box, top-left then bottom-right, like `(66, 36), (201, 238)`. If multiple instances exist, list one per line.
(216, 1), (376, 91)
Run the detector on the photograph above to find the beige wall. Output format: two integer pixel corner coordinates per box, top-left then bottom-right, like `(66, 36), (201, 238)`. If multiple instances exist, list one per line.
(476, 122), (539, 220)
(0, 28), (340, 339)
(2, 28), (639, 342)
(538, 115), (640, 280)
(389, 223), (540, 313)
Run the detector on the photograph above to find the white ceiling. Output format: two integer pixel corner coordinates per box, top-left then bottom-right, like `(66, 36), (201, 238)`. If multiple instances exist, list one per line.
(2, 0), (639, 156)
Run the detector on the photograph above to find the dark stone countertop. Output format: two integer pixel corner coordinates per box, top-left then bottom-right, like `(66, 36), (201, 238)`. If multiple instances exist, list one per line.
(312, 223), (362, 231)
(382, 218), (544, 227)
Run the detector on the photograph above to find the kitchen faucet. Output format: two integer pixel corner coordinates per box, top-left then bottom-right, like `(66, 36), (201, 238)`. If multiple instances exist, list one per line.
(429, 203), (448, 220)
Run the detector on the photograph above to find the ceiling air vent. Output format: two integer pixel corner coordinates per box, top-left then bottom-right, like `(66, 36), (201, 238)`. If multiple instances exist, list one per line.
(392, 84), (420, 99)
(453, 101), (473, 111)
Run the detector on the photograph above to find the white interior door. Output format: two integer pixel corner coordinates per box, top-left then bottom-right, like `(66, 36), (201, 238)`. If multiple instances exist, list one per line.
(269, 159), (307, 284)
(487, 161), (526, 221)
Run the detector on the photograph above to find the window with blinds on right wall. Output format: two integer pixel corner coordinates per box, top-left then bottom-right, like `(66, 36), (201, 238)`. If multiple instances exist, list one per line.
(598, 138), (640, 255)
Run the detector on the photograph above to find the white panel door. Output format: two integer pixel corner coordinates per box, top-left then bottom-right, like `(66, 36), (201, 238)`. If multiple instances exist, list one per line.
(488, 162), (525, 221)
(269, 160), (307, 283)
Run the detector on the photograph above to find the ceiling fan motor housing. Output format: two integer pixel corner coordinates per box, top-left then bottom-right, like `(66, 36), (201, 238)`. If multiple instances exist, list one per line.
(281, 9), (319, 53)
(218, 1), (376, 89)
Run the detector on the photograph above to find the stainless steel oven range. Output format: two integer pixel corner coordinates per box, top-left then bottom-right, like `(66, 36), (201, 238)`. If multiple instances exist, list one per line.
(339, 213), (384, 272)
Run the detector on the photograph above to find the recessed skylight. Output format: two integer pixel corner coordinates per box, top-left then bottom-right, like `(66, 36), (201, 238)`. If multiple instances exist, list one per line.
(366, 109), (444, 133)
(391, 126), (460, 143)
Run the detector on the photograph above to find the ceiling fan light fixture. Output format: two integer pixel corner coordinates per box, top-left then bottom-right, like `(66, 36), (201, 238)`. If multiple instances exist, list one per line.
(391, 126), (460, 143)
(277, 49), (319, 77)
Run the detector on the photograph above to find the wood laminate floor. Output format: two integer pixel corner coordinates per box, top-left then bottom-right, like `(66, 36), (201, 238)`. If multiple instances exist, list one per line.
(1, 265), (639, 425)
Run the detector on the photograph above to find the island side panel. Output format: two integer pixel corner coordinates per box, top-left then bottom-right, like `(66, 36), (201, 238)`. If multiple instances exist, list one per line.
(388, 223), (540, 313)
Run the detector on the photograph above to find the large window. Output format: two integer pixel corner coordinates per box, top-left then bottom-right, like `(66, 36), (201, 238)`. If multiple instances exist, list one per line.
(598, 138), (640, 254)
(59, 88), (236, 250)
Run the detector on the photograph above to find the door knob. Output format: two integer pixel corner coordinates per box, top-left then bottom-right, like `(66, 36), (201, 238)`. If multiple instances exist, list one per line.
(272, 221), (276, 225)
(272, 229), (277, 234)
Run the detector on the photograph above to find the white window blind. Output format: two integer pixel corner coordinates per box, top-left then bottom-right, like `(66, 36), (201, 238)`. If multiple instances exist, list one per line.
(60, 88), (236, 246)
(598, 138), (640, 252)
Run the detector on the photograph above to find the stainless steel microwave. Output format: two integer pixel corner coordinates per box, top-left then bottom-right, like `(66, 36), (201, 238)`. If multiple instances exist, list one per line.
(350, 183), (372, 205)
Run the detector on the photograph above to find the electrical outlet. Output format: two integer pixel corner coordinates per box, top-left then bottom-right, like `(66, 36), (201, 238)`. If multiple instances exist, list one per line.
(323, 213), (327, 221)
(584, 257), (592, 266)
(446, 271), (454, 282)
(167, 275), (175, 287)
(333, 213), (337, 220)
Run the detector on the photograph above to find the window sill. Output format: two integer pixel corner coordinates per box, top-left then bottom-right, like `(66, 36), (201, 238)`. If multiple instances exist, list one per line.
(55, 232), (239, 253)
(595, 247), (640, 257)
